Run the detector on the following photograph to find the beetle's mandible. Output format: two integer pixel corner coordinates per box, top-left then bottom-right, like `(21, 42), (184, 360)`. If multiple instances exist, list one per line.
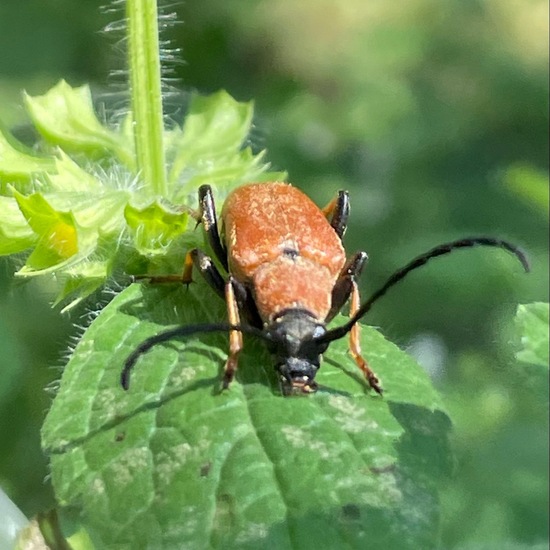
(121, 182), (529, 395)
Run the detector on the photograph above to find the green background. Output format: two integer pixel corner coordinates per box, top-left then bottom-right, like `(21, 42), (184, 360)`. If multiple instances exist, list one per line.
(0, 0), (548, 548)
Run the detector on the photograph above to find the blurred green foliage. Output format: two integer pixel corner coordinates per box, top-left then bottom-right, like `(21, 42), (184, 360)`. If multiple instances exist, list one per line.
(0, 0), (548, 547)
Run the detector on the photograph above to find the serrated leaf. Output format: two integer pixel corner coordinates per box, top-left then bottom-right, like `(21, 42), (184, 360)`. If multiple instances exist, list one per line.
(14, 192), (97, 272)
(168, 91), (267, 193)
(173, 148), (285, 204)
(55, 261), (110, 313)
(0, 196), (37, 254)
(46, 190), (130, 235)
(1, 86), (280, 306)
(24, 80), (133, 164)
(124, 201), (191, 256)
(0, 126), (55, 182)
(515, 302), (549, 368)
(42, 283), (452, 549)
(45, 151), (103, 193)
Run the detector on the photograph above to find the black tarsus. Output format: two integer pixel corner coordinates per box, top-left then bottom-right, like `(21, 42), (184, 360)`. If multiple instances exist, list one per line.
(121, 322), (273, 390)
(317, 237), (530, 344)
(329, 190), (350, 239)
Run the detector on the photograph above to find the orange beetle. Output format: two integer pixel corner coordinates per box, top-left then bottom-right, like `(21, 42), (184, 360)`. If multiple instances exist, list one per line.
(122, 182), (528, 395)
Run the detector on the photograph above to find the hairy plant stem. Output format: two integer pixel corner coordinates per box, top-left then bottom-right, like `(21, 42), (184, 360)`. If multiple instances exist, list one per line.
(126, 0), (166, 196)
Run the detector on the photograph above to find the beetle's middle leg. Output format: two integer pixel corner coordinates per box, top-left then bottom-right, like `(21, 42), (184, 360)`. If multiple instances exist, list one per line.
(326, 251), (383, 394)
(133, 185), (228, 285)
(134, 249), (226, 299)
(222, 276), (243, 390)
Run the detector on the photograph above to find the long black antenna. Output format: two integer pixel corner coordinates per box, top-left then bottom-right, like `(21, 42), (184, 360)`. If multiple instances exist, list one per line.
(318, 237), (529, 344)
(121, 322), (273, 390)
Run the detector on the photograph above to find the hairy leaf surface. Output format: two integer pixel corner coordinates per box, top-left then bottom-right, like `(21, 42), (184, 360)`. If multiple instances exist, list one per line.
(42, 283), (452, 549)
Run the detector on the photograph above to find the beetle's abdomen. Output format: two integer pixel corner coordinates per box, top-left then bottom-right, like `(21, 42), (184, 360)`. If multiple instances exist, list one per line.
(221, 182), (346, 321)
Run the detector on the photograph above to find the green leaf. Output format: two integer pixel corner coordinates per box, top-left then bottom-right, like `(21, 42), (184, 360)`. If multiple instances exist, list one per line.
(46, 190), (130, 235)
(24, 80), (133, 165)
(42, 283), (452, 549)
(0, 196), (37, 255)
(124, 201), (191, 256)
(175, 148), (285, 203)
(515, 302), (549, 368)
(1, 82), (278, 306)
(0, 126), (55, 182)
(14, 191), (97, 273)
(168, 91), (271, 194)
(54, 262), (110, 313)
(45, 151), (103, 193)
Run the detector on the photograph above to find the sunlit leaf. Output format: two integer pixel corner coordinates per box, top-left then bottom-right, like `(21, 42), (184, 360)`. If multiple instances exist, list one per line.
(1, 85), (278, 306)
(168, 91), (277, 196)
(14, 192), (96, 272)
(45, 151), (103, 193)
(0, 126), (55, 182)
(42, 282), (452, 549)
(0, 196), (36, 255)
(124, 201), (191, 256)
(55, 262), (110, 313)
(24, 80), (133, 164)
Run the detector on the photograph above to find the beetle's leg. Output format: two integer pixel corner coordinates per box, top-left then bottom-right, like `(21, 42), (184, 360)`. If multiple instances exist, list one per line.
(188, 249), (226, 299)
(133, 249), (226, 300)
(326, 251), (382, 394)
(198, 185), (229, 271)
(230, 277), (263, 329)
(349, 281), (383, 395)
(322, 190), (350, 239)
(222, 277), (243, 389)
(133, 250), (196, 285)
(326, 251), (368, 321)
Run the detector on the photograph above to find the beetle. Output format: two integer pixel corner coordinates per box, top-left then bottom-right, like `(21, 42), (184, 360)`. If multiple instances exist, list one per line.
(121, 182), (529, 395)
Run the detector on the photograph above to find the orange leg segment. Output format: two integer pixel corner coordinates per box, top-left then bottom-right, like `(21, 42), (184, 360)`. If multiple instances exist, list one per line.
(349, 281), (383, 395)
(222, 277), (243, 390)
(132, 250), (196, 285)
(321, 195), (339, 218)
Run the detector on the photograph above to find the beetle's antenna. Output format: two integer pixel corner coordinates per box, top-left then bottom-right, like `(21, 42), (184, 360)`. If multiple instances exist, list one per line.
(318, 237), (530, 343)
(121, 322), (273, 390)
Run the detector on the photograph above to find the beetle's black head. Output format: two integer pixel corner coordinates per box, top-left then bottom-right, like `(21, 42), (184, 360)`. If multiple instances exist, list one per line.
(264, 309), (329, 395)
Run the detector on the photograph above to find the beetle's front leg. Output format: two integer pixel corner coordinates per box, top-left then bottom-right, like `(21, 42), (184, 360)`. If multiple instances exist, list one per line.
(348, 281), (383, 395)
(327, 251), (382, 394)
(327, 251), (368, 321)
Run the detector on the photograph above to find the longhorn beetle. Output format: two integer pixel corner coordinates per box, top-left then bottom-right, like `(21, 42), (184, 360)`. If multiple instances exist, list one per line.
(121, 182), (529, 395)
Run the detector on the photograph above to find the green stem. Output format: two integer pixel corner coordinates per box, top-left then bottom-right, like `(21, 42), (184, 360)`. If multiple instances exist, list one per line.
(126, 0), (166, 195)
